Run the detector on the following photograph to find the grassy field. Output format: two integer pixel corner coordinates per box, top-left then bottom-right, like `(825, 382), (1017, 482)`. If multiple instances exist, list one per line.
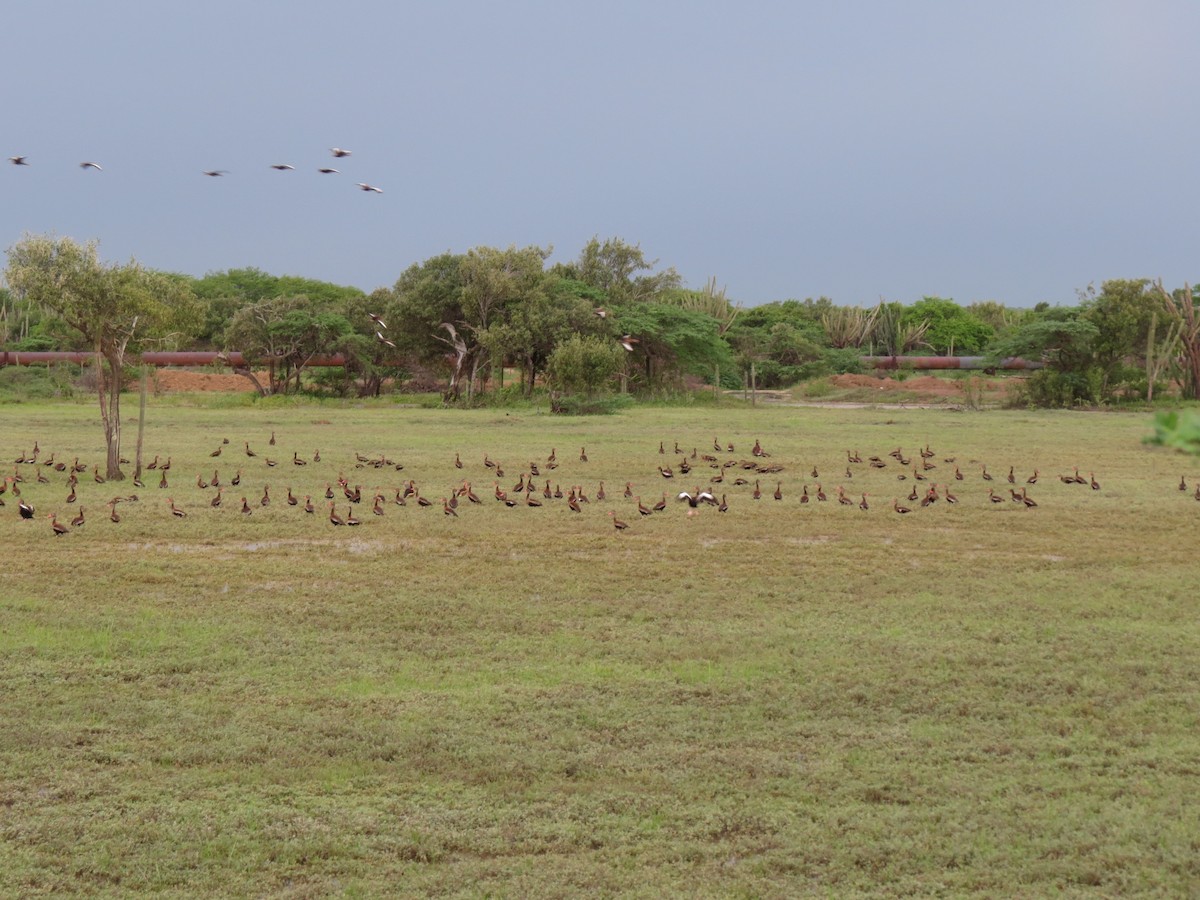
(1, 397), (1198, 897)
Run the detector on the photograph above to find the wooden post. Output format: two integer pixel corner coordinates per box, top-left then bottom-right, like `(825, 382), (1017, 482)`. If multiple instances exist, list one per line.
(713, 365), (719, 402)
(134, 365), (149, 480)
(750, 361), (757, 407)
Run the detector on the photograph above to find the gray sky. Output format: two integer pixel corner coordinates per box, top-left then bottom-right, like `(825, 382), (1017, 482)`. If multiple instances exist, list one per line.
(5, 1), (1198, 308)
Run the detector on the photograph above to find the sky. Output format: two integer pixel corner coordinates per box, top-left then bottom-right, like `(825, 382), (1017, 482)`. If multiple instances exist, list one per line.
(4, 0), (1199, 308)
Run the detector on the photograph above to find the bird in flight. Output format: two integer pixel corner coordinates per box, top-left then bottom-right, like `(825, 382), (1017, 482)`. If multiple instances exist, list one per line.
(356, 183), (383, 193)
(376, 331), (396, 348)
(9, 156), (29, 165)
(369, 313), (387, 330)
(317, 168), (339, 174)
(202, 170), (228, 177)
(618, 335), (639, 352)
(79, 161), (103, 171)
(331, 148), (352, 158)
(269, 164), (295, 171)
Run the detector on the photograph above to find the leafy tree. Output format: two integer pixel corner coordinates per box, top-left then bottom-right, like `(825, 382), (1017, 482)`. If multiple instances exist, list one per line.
(4, 234), (200, 478)
(613, 303), (733, 392)
(223, 296), (352, 395)
(902, 297), (994, 355)
(1081, 279), (1159, 394)
(546, 334), (624, 402)
(553, 236), (680, 305)
(1154, 281), (1200, 400)
(987, 308), (1101, 405)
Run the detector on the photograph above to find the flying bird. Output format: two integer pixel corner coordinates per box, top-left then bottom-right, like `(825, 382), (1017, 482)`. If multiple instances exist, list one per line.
(356, 183), (383, 193)
(368, 313), (387, 330)
(331, 148), (352, 158)
(618, 335), (639, 352)
(79, 161), (103, 171)
(317, 168), (339, 174)
(9, 156), (29, 165)
(270, 164), (295, 170)
(202, 170), (228, 177)
(376, 331), (396, 348)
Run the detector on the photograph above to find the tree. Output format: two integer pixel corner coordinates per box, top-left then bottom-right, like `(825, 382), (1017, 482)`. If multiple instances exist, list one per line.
(902, 297), (994, 355)
(1154, 281), (1200, 400)
(546, 334), (624, 406)
(223, 296), (352, 395)
(1082, 279), (1159, 395)
(554, 236), (681, 304)
(4, 235), (200, 478)
(613, 303), (733, 392)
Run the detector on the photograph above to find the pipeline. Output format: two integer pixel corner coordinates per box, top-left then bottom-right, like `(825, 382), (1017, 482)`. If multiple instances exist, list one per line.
(0, 351), (347, 367)
(862, 356), (1042, 371)
(0, 350), (1041, 371)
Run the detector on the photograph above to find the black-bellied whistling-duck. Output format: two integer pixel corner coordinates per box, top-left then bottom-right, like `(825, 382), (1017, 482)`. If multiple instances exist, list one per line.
(713, 437), (722, 452)
(653, 493), (667, 512)
(1009, 488), (1022, 503)
(848, 449), (862, 463)
(893, 499), (913, 514)
(678, 458), (691, 475)
(1026, 470), (1038, 484)
(161, 457), (171, 471)
(1089, 473), (1100, 491)
(261, 486), (270, 507)
(752, 440), (763, 457)
(416, 493), (433, 508)
(1194, 484), (1200, 501)
(48, 512), (69, 536)
(168, 498), (186, 518)
(328, 502), (344, 525)
(810, 466), (818, 479)
(158, 470), (168, 489)
(838, 487), (853, 506)
(443, 497), (458, 516)
(304, 496), (315, 514)
(71, 508), (85, 528)
(553, 484), (563, 499)
(211, 489), (223, 508)
(529, 462), (540, 477)
(954, 467), (963, 481)
(908, 485), (919, 502)
(870, 459), (887, 469)
(147, 455), (159, 470)
(94, 465), (105, 484)
(465, 483), (481, 505)
(1007, 467), (1015, 484)
(816, 484), (827, 502)
(658, 466), (674, 479)
(1179, 475), (1188, 491)
(988, 488), (1005, 504)
(859, 493), (869, 511)
(637, 497), (653, 516)
(231, 469), (242, 487)
(624, 482), (633, 498)
(798, 485), (809, 504)
(1072, 467), (1087, 485)
(36, 469), (49, 484)
(579, 447), (588, 462)
(484, 455), (496, 470)
(264, 458), (277, 468)
(1020, 488), (1038, 508)
(921, 445), (935, 459)
(313, 450), (321, 463)
(107, 501), (120, 523)
(245, 442), (256, 457)
(718, 494), (729, 512)
(567, 494), (581, 512)
(774, 482), (783, 501)
(923, 485), (939, 506)
(752, 480), (761, 500)
(577, 486), (589, 503)
(596, 481), (606, 501)
(447, 491), (459, 510)
(241, 497), (253, 516)
(373, 495), (386, 516)
(455, 453), (463, 469)
(210, 446), (222, 458)
(944, 485), (958, 504)
(658, 442), (665, 455)
(394, 488), (406, 506)
(710, 470), (724, 484)
(19, 497), (35, 519)
(196, 474), (208, 489)
(286, 488), (298, 506)
(512, 474), (525, 494)
(210, 470), (220, 488)
(608, 510), (629, 531)
(525, 493), (542, 508)
(981, 465), (992, 481)
(66, 486), (76, 504)
(269, 431), (276, 446)
(292, 452), (306, 467)
(493, 482), (507, 502)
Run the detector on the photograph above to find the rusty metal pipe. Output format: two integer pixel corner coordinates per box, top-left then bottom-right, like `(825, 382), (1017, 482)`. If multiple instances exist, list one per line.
(862, 356), (1042, 370)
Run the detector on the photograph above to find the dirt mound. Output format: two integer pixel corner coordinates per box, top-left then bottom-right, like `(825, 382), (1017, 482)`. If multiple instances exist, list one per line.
(154, 370), (262, 392)
(829, 372), (1011, 400)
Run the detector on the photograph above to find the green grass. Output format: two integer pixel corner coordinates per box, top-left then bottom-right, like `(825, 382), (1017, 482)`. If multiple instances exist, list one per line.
(1, 399), (1198, 896)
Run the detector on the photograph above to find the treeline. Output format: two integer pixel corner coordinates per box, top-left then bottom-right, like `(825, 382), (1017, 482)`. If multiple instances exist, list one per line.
(2, 235), (1198, 406)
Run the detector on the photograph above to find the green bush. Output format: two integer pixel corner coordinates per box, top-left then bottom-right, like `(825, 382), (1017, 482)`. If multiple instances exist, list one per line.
(0, 365), (76, 402)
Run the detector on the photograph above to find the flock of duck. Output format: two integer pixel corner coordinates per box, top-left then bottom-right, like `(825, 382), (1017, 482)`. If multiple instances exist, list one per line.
(4, 430), (1195, 537)
(7, 147), (385, 193)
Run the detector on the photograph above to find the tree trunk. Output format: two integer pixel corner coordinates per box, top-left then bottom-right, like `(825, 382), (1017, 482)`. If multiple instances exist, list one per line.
(134, 366), (149, 479)
(97, 349), (125, 480)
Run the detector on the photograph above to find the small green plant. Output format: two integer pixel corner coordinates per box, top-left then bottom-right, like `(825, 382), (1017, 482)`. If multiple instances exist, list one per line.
(1145, 410), (1200, 455)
